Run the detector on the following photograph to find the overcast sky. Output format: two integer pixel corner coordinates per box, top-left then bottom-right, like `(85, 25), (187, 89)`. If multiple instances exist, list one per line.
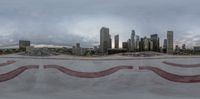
(0, 0), (200, 48)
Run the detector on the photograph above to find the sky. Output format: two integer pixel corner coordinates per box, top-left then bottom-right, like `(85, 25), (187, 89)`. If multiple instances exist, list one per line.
(0, 0), (200, 48)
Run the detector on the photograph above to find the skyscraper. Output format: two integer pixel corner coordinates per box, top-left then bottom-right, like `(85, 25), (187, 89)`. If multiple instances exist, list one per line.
(130, 30), (135, 51)
(100, 27), (110, 54)
(127, 39), (131, 51)
(149, 40), (153, 51)
(114, 35), (119, 48)
(150, 34), (160, 52)
(163, 39), (167, 53)
(139, 38), (144, 51)
(135, 35), (140, 51)
(143, 37), (149, 51)
(167, 31), (174, 54)
(163, 39), (167, 49)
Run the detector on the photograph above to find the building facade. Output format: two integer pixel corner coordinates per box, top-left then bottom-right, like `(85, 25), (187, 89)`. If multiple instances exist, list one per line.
(194, 46), (200, 52)
(114, 35), (119, 48)
(72, 43), (88, 56)
(109, 35), (112, 49)
(143, 37), (149, 51)
(167, 31), (174, 54)
(19, 40), (31, 51)
(150, 34), (160, 52)
(163, 39), (167, 53)
(163, 39), (167, 49)
(135, 35), (140, 51)
(139, 38), (144, 51)
(122, 42), (128, 49)
(127, 39), (131, 51)
(130, 30), (135, 51)
(100, 27), (111, 54)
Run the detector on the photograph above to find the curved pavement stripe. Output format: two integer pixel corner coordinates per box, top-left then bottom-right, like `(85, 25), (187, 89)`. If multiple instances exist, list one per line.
(0, 60), (16, 67)
(162, 61), (200, 68)
(0, 65), (39, 82)
(44, 65), (133, 78)
(139, 66), (200, 83)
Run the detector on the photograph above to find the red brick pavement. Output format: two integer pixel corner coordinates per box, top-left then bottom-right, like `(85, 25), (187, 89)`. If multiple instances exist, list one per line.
(44, 65), (133, 78)
(0, 65), (39, 82)
(139, 66), (200, 83)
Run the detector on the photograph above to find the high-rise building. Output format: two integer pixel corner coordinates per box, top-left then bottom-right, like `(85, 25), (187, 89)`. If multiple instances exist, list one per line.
(163, 39), (167, 53)
(100, 27), (110, 54)
(135, 35), (140, 51)
(139, 38), (144, 51)
(163, 39), (167, 49)
(143, 37), (149, 51)
(167, 31), (174, 54)
(149, 40), (153, 51)
(127, 39), (131, 51)
(114, 35), (119, 48)
(130, 30), (135, 51)
(150, 34), (160, 52)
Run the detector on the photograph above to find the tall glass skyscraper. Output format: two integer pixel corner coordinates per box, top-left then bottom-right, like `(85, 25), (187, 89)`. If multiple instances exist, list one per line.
(167, 31), (174, 54)
(130, 30), (135, 51)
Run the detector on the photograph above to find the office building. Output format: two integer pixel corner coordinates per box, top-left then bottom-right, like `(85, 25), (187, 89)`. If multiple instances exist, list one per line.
(127, 39), (131, 51)
(143, 37), (149, 51)
(100, 27), (111, 54)
(135, 35), (140, 51)
(150, 34), (160, 52)
(167, 31), (174, 54)
(114, 35), (119, 48)
(163, 39), (167, 53)
(139, 38), (144, 51)
(163, 39), (167, 49)
(130, 30), (135, 51)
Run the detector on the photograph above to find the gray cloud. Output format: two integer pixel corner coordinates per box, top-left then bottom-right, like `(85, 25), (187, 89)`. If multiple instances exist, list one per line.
(0, 0), (200, 48)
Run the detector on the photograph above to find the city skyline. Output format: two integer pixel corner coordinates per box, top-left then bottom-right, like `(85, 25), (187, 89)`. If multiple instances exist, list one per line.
(0, 0), (200, 48)
(0, 27), (194, 49)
